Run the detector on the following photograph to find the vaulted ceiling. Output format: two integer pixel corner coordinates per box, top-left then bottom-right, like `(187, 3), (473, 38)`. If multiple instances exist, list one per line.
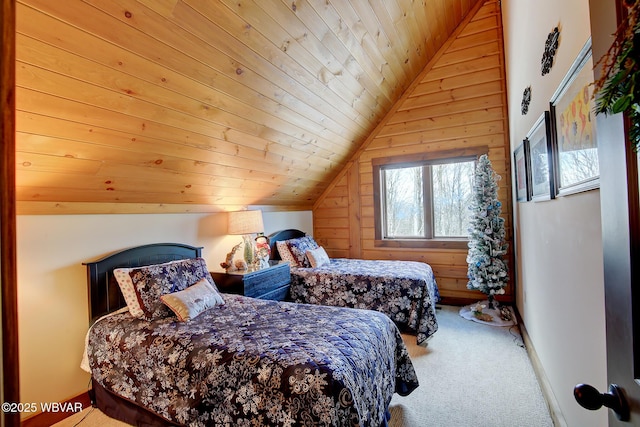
(16, 0), (483, 214)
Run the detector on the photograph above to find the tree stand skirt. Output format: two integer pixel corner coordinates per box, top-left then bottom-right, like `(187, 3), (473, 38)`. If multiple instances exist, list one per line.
(459, 301), (517, 327)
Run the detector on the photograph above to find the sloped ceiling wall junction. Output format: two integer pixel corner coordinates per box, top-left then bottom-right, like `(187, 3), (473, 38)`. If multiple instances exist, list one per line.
(313, 0), (512, 302)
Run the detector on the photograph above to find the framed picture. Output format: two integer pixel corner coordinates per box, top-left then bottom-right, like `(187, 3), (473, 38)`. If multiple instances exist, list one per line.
(525, 112), (555, 201)
(550, 39), (599, 195)
(514, 142), (530, 202)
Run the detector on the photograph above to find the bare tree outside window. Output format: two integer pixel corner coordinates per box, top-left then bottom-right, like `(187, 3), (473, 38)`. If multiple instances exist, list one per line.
(558, 148), (599, 186)
(382, 159), (474, 239)
(432, 162), (474, 237)
(383, 166), (424, 237)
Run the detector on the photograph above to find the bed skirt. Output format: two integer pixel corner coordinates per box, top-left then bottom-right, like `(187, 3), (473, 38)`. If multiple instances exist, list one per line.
(93, 380), (392, 427)
(93, 380), (180, 426)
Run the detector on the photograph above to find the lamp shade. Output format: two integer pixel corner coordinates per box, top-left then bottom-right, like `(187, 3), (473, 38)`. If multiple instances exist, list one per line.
(227, 210), (264, 235)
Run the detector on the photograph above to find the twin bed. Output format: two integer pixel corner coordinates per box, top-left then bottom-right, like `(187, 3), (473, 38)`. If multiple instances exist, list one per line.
(83, 235), (439, 426)
(269, 229), (440, 346)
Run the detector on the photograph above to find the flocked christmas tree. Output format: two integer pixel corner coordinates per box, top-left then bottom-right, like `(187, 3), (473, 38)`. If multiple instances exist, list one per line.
(466, 154), (509, 309)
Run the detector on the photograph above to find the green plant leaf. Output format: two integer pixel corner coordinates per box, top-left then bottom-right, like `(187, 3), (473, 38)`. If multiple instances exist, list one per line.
(612, 94), (634, 113)
(593, 8), (640, 149)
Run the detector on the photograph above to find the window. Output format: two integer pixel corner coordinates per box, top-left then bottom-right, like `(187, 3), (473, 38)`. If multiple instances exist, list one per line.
(373, 149), (485, 249)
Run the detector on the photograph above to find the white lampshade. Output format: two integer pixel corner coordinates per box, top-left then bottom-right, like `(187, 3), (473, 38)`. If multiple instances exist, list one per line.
(227, 210), (264, 235)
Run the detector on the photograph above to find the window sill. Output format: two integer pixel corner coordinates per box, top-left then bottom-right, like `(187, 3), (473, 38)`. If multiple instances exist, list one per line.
(374, 238), (469, 250)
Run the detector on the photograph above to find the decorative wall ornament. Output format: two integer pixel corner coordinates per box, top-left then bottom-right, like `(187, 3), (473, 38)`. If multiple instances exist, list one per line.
(541, 27), (560, 76)
(521, 86), (531, 115)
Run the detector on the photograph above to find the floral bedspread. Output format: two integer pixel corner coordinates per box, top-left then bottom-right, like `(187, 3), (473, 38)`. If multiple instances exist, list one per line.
(88, 294), (418, 427)
(289, 259), (440, 346)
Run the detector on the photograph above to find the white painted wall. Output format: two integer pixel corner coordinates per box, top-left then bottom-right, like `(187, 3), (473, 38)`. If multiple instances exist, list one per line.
(501, 1), (607, 426)
(16, 211), (312, 416)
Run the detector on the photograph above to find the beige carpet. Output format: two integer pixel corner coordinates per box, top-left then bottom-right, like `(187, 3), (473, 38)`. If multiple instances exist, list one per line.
(52, 408), (128, 426)
(389, 305), (553, 427)
(55, 305), (553, 427)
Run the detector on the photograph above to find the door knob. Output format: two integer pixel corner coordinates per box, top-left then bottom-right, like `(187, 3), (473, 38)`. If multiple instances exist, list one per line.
(574, 383), (630, 421)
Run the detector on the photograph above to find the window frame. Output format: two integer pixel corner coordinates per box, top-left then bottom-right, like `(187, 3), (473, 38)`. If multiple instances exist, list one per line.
(372, 147), (488, 250)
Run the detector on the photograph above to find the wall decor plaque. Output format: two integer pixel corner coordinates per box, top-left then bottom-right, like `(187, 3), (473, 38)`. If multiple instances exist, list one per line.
(521, 86), (531, 115)
(541, 27), (560, 76)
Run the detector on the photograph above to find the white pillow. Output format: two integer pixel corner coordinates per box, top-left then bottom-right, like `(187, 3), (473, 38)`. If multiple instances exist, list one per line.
(160, 278), (225, 322)
(306, 246), (330, 268)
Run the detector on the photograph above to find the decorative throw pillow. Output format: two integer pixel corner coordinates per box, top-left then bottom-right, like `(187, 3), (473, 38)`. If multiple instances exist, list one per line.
(306, 246), (330, 268)
(160, 277), (224, 321)
(285, 236), (319, 267)
(113, 267), (145, 317)
(114, 258), (191, 318)
(276, 240), (297, 265)
(126, 257), (217, 320)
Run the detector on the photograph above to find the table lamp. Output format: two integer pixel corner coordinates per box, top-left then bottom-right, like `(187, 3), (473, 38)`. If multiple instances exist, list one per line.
(227, 210), (264, 269)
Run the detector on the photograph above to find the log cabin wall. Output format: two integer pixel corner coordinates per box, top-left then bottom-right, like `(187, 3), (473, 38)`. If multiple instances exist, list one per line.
(313, 0), (513, 304)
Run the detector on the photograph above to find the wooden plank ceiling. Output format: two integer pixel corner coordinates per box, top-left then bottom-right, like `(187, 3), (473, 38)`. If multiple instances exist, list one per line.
(16, 0), (482, 214)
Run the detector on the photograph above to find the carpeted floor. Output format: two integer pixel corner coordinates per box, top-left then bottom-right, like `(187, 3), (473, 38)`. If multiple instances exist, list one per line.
(55, 305), (553, 427)
(389, 305), (553, 427)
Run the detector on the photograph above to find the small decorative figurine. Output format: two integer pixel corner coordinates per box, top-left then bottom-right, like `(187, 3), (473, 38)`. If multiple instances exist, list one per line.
(234, 259), (248, 270)
(255, 235), (271, 269)
(220, 242), (242, 272)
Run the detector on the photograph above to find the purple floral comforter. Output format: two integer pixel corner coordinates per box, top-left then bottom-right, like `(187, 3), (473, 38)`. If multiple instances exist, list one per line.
(289, 259), (440, 345)
(87, 294), (418, 426)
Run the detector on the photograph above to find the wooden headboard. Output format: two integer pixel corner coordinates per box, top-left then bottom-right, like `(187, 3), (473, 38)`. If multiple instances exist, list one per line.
(83, 243), (203, 324)
(267, 229), (306, 260)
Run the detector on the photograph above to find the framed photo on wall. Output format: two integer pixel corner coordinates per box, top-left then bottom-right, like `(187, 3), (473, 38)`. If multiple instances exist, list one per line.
(514, 142), (530, 202)
(525, 112), (555, 201)
(550, 39), (599, 195)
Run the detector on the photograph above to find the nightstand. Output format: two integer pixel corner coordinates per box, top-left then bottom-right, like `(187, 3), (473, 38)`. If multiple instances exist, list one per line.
(210, 261), (291, 301)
